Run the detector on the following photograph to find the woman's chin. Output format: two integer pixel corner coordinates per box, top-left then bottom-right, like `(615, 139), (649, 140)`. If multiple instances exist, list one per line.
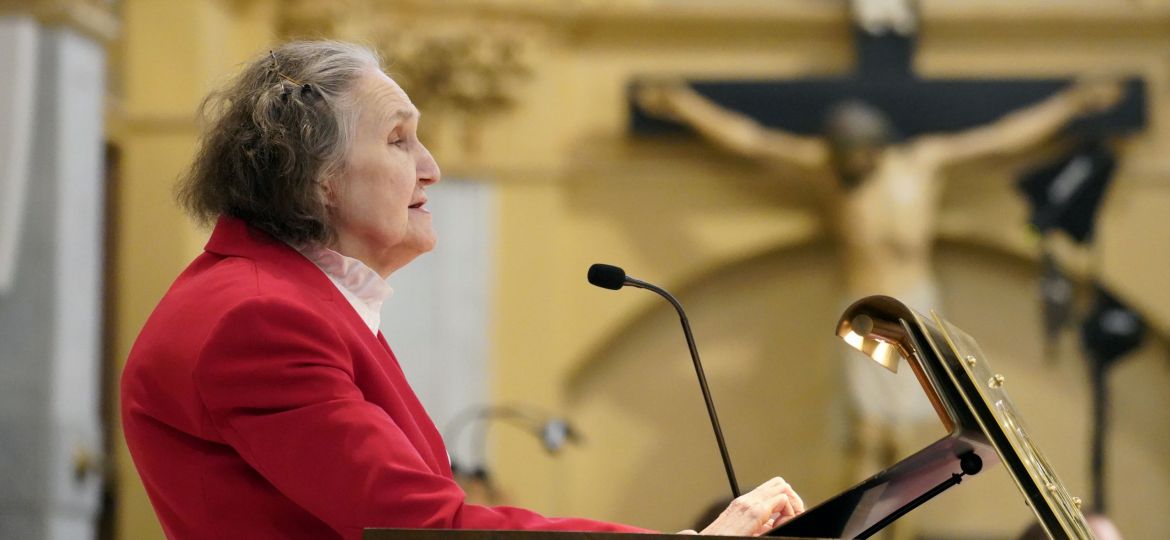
(384, 235), (437, 270)
(411, 231), (437, 254)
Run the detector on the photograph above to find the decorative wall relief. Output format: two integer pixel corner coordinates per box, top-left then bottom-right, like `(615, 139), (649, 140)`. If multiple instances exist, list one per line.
(374, 30), (532, 152)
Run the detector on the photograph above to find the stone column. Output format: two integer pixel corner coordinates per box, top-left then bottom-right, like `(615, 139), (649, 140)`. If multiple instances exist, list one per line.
(0, 1), (116, 538)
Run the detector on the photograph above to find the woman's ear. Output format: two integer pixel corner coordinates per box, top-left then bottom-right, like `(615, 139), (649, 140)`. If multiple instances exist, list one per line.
(319, 175), (339, 208)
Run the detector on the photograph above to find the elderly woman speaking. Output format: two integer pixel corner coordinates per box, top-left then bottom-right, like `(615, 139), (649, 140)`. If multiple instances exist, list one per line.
(121, 41), (803, 539)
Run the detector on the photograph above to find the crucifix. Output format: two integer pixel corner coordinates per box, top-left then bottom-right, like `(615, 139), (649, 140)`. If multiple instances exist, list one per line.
(631, 0), (1147, 523)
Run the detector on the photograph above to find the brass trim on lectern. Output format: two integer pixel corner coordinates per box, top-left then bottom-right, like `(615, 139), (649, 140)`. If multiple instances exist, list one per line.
(766, 295), (1092, 539)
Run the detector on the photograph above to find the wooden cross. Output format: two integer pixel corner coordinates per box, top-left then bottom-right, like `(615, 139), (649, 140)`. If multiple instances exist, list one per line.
(631, 22), (1146, 139)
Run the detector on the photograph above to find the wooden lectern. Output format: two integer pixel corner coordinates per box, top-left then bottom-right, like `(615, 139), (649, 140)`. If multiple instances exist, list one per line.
(367, 296), (1093, 540)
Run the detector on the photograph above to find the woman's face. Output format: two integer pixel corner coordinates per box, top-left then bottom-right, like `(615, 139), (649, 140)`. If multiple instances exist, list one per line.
(326, 69), (441, 277)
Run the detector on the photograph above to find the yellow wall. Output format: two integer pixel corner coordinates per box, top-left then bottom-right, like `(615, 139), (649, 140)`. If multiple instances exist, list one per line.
(455, 3), (1170, 538)
(110, 1), (279, 537)
(107, 1), (1170, 538)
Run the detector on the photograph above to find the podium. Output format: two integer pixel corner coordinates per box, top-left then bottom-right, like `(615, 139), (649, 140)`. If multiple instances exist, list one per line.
(767, 296), (1094, 539)
(367, 296), (1093, 540)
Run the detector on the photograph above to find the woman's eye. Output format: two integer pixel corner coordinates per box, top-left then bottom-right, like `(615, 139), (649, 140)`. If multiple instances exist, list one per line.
(390, 138), (406, 147)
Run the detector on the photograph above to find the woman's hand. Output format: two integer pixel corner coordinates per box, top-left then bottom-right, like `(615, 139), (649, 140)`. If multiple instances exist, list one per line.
(692, 477), (805, 536)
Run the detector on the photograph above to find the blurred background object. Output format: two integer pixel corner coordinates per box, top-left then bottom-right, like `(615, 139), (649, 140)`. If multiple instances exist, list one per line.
(0, 2), (113, 538)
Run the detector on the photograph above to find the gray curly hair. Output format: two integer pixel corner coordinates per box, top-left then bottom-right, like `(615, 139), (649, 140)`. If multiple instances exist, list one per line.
(177, 41), (381, 245)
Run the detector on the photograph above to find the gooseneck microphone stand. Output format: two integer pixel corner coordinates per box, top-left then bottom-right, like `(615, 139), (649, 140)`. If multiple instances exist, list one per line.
(588, 263), (741, 498)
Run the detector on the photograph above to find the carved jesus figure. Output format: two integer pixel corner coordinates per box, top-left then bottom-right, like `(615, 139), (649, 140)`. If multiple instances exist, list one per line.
(637, 78), (1122, 481)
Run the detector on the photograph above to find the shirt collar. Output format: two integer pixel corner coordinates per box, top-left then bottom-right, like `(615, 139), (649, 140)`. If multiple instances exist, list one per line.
(295, 244), (393, 335)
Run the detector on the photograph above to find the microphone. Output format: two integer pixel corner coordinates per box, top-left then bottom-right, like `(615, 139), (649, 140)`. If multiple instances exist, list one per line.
(587, 263), (742, 498)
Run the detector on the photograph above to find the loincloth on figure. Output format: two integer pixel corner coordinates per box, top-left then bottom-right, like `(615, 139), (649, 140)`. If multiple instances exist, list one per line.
(842, 281), (938, 426)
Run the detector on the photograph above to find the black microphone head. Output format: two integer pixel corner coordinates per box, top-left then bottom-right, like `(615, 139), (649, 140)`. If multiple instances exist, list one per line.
(587, 264), (626, 290)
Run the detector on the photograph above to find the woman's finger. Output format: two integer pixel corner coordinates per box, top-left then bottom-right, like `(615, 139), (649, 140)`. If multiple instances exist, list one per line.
(699, 476), (806, 536)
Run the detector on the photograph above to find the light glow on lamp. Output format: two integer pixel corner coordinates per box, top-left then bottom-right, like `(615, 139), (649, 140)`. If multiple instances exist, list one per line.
(869, 340), (900, 372)
(838, 313), (902, 373)
(843, 329), (866, 350)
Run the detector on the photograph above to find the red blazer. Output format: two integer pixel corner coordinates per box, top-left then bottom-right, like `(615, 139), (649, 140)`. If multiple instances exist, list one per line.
(122, 216), (650, 539)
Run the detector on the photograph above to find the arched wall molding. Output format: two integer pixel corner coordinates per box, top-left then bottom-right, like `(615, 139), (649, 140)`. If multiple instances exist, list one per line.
(561, 233), (1168, 395)
(551, 126), (1170, 390)
(564, 236), (825, 399)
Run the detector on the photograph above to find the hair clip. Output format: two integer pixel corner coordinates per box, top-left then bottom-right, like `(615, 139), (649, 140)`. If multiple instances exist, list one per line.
(269, 50), (304, 87)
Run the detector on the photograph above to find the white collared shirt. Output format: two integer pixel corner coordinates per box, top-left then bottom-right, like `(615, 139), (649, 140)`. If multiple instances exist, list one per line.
(296, 244), (393, 335)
